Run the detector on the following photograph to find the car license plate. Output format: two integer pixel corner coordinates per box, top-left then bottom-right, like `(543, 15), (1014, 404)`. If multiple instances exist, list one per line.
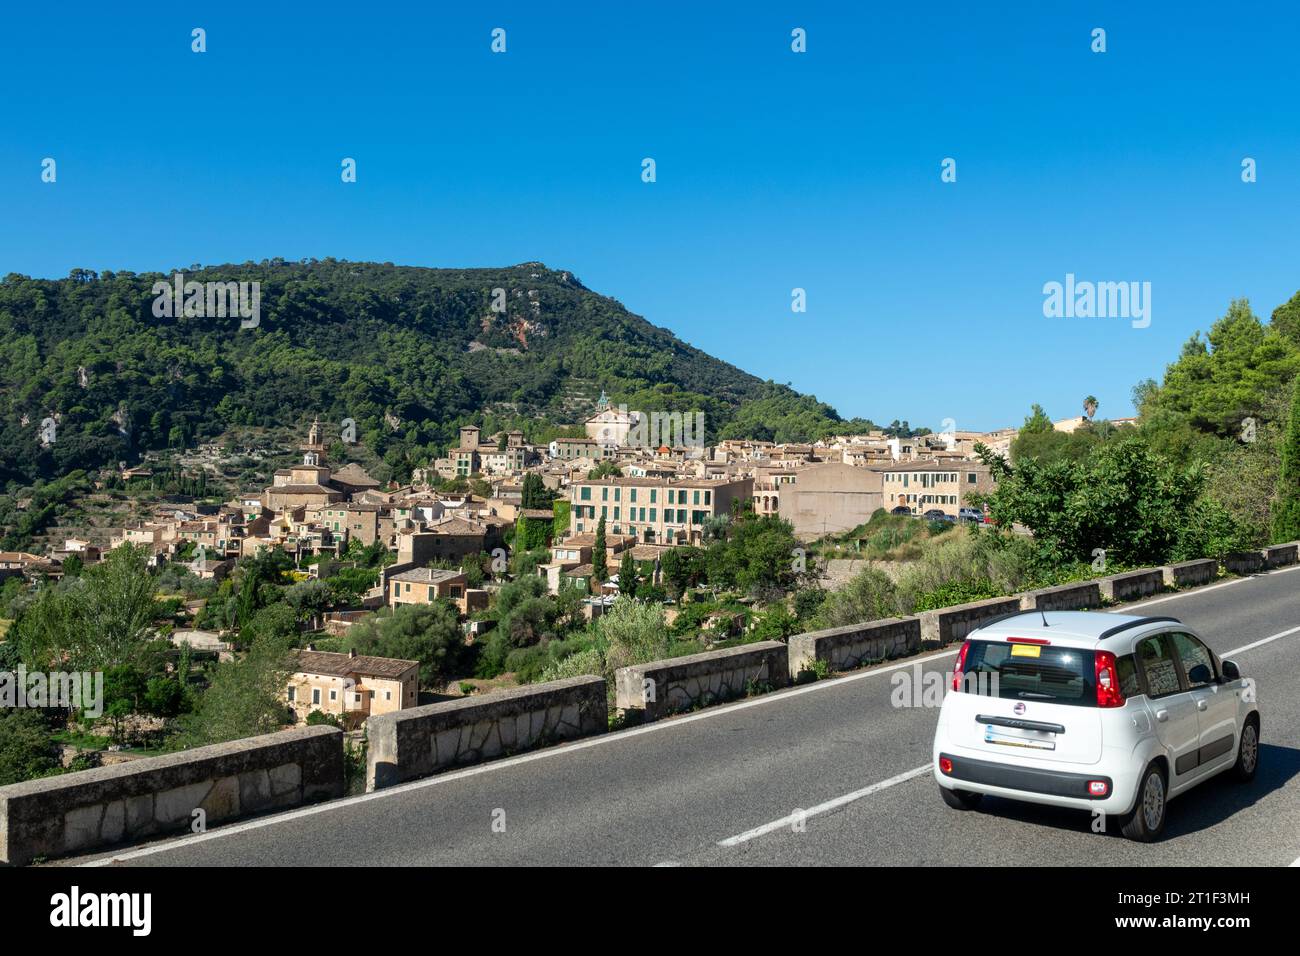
(984, 726), (1055, 750)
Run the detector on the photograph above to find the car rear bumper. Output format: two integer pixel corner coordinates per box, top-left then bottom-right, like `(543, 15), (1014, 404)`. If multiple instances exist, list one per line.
(933, 746), (1140, 814)
(940, 751), (1111, 799)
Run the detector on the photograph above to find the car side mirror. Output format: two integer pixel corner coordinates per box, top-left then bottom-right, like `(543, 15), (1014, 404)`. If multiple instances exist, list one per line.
(1188, 663), (1212, 684)
(1221, 659), (1241, 681)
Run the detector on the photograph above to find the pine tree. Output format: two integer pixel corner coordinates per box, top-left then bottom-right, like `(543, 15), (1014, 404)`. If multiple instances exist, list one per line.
(592, 514), (607, 583)
(1272, 374), (1300, 543)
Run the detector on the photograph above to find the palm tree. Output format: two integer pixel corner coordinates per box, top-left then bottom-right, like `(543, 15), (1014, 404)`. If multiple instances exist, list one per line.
(1083, 395), (1099, 420)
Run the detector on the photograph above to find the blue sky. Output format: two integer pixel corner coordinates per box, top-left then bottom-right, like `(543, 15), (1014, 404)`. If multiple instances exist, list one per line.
(2, 1), (1298, 431)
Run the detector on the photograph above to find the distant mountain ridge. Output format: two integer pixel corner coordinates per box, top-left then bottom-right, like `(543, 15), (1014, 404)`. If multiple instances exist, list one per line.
(0, 259), (885, 486)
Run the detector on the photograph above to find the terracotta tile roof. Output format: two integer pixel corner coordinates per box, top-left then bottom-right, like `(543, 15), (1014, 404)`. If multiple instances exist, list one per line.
(569, 476), (748, 488)
(629, 545), (672, 561)
(333, 462), (381, 487)
(0, 551), (51, 564)
(427, 516), (488, 535)
(292, 649), (417, 680)
(871, 461), (984, 473)
(389, 568), (467, 585)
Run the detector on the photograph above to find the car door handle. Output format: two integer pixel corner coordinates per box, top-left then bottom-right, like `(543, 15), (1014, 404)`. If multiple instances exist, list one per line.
(1196, 700), (1208, 711)
(1155, 709), (1169, 722)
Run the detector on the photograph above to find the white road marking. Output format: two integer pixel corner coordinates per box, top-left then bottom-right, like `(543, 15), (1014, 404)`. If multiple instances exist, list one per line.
(1222, 625), (1300, 657)
(717, 764), (933, 847)
(81, 565), (1300, 866)
(1290, 856), (1300, 867)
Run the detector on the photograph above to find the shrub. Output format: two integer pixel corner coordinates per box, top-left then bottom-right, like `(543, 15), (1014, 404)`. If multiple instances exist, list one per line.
(902, 530), (1024, 606)
(795, 657), (831, 684)
(813, 566), (900, 629)
(537, 647), (605, 682)
(344, 738), (367, 796)
(815, 528), (1037, 628)
(793, 586), (827, 621)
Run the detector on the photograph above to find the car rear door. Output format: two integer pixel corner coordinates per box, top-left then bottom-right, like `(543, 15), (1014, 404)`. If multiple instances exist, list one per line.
(1169, 631), (1239, 777)
(1134, 631), (1199, 784)
(944, 638), (1103, 765)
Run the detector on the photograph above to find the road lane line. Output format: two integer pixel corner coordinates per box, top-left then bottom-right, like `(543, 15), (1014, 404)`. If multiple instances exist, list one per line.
(1222, 624), (1300, 657)
(81, 567), (1300, 865)
(717, 764), (933, 847)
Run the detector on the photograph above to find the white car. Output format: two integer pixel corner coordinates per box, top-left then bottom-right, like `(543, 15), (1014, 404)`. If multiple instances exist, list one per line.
(932, 611), (1259, 841)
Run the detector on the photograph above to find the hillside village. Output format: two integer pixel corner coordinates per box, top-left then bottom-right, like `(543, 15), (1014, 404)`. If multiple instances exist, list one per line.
(0, 393), (1117, 739)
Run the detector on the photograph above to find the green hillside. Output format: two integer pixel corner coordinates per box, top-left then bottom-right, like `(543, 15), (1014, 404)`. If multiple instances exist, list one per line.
(0, 260), (887, 488)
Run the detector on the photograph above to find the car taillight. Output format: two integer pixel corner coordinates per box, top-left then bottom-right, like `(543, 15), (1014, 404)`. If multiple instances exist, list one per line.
(1088, 780), (1109, 796)
(951, 640), (971, 692)
(939, 756), (953, 774)
(1095, 650), (1124, 708)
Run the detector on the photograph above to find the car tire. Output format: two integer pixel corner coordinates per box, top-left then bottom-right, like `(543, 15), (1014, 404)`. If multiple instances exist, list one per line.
(939, 785), (983, 810)
(1232, 716), (1260, 782)
(1119, 763), (1167, 842)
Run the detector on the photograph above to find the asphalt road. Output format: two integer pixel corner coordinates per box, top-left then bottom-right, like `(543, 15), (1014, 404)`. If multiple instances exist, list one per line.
(77, 565), (1300, 867)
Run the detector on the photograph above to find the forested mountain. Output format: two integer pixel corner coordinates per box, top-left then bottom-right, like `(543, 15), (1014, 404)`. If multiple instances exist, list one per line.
(0, 260), (882, 487)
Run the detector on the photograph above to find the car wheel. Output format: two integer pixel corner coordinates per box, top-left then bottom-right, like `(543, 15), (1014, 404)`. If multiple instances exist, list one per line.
(1232, 717), (1259, 782)
(1120, 764), (1167, 842)
(939, 785), (983, 810)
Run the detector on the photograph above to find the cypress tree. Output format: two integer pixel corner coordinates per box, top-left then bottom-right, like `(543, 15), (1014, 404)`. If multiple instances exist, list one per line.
(619, 550), (637, 598)
(592, 514), (607, 583)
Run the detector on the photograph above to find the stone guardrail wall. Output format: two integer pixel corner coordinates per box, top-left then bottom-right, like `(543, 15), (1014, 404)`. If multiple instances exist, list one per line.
(1098, 568), (1165, 603)
(918, 596), (1022, 646)
(1262, 543), (1298, 568)
(1162, 558), (1218, 589)
(0, 726), (343, 866)
(1018, 581), (1102, 612)
(787, 617), (920, 678)
(615, 641), (788, 722)
(1222, 550), (1266, 575)
(366, 676), (606, 791)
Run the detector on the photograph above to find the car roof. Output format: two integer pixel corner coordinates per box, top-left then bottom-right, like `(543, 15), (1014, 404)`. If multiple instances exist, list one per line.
(970, 611), (1184, 650)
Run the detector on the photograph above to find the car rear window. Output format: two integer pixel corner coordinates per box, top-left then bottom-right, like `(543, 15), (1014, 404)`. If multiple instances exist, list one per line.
(963, 640), (1097, 707)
